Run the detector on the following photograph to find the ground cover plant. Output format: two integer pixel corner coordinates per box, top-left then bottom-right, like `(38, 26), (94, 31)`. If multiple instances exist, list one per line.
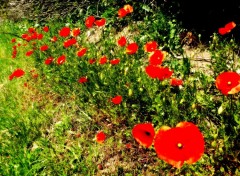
(0, 3), (240, 176)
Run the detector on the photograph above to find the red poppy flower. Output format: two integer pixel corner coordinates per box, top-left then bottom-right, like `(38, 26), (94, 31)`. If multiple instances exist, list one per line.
(59, 27), (71, 37)
(111, 95), (122, 105)
(85, 16), (95, 28)
(21, 33), (28, 39)
(118, 8), (128, 18)
(95, 18), (106, 27)
(11, 38), (16, 43)
(99, 56), (108, 64)
(123, 4), (133, 13)
(9, 68), (25, 80)
(154, 122), (205, 169)
(43, 26), (49, 32)
(218, 27), (228, 35)
(89, 59), (96, 64)
(37, 33), (43, 40)
(28, 27), (36, 33)
(95, 131), (106, 144)
(71, 28), (81, 37)
(110, 59), (120, 65)
(132, 123), (155, 148)
(149, 49), (164, 65)
(26, 50), (34, 57)
(157, 67), (173, 81)
(126, 43), (138, 54)
(77, 48), (87, 57)
(40, 45), (48, 51)
(117, 36), (127, 47)
(57, 55), (66, 65)
(145, 65), (173, 80)
(145, 65), (160, 78)
(144, 41), (158, 52)
(215, 71), (240, 95)
(51, 36), (58, 42)
(78, 77), (88, 84)
(170, 78), (183, 86)
(224, 21), (236, 32)
(63, 38), (77, 48)
(45, 57), (54, 65)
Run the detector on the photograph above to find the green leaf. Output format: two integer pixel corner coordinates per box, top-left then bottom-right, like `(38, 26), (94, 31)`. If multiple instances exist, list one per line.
(142, 5), (152, 12)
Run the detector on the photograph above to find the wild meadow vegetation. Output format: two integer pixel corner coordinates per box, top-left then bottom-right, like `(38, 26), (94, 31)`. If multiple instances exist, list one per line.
(0, 1), (240, 176)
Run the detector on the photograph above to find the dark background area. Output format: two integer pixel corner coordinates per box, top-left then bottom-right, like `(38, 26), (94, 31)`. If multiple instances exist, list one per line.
(160, 0), (240, 41)
(1, 0), (240, 42)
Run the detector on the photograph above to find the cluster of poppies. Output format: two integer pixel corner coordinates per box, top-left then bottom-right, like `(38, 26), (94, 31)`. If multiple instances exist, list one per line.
(132, 122), (205, 168)
(144, 41), (183, 86)
(95, 121), (205, 169)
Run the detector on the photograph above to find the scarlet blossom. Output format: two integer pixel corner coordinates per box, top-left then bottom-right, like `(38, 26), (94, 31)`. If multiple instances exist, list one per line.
(132, 123), (155, 148)
(95, 18), (106, 27)
(154, 122), (205, 169)
(22, 33), (28, 39)
(218, 27), (228, 35)
(99, 56), (108, 64)
(43, 26), (49, 32)
(9, 68), (25, 80)
(110, 59), (120, 65)
(95, 131), (106, 144)
(117, 36), (127, 47)
(118, 4), (133, 18)
(37, 33), (43, 40)
(71, 28), (81, 37)
(157, 67), (173, 81)
(215, 71), (240, 95)
(170, 78), (183, 86)
(126, 42), (138, 54)
(78, 77), (88, 84)
(224, 21), (236, 32)
(31, 32), (38, 40)
(85, 16), (95, 28)
(28, 27), (35, 33)
(11, 38), (16, 43)
(89, 59), (96, 64)
(26, 50), (34, 57)
(51, 36), (58, 42)
(40, 45), (48, 51)
(144, 41), (158, 52)
(59, 27), (71, 37)
(149, 49), (164, 65)
(57, 55), (66, 65)
(218, 21), (236, 35)
(45, 57), (54, 65)
(111, 95), (122, 105)
(63, 38), (77, 48)
(77, 48), (87, 57)
(145, 65), (160, 78)
(118, 8), (128, 18)
(146, 65), (173, 80)
(123, 4), (133, 13)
